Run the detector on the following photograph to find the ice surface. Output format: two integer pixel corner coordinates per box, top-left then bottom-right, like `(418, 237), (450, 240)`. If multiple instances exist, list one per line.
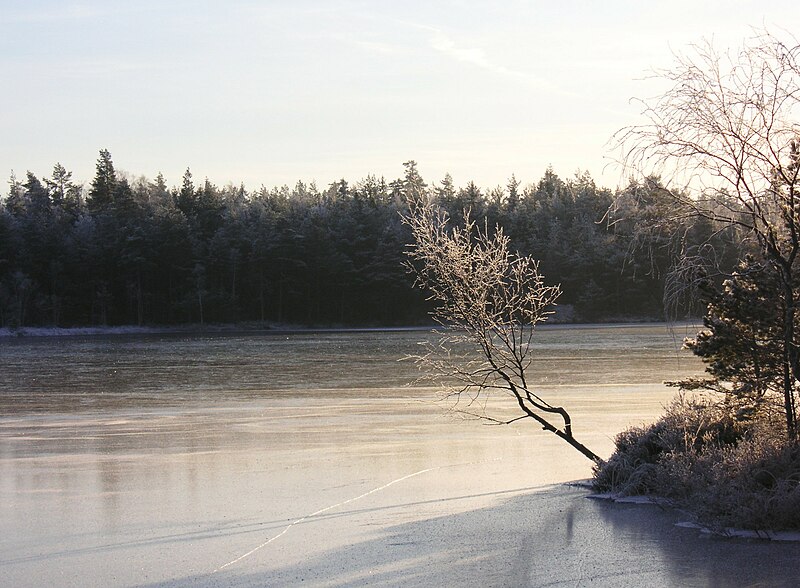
(2, 326), (797, 587)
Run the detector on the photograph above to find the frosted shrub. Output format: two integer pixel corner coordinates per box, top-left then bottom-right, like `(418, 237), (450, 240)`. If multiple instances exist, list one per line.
(685, 436), (800, 530)
(593, 395), (744, 495)
(593, 395), (800, 530)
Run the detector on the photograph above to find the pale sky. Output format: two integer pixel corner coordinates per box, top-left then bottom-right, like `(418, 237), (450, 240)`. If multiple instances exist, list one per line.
(2, 1), (798, 192)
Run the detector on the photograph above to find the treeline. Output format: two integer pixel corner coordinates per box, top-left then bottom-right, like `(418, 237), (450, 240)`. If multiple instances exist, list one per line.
(0, 151), (742, 328)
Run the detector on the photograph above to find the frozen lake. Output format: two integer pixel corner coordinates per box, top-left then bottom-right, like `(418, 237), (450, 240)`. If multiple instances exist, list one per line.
(3, 324), (798, 586)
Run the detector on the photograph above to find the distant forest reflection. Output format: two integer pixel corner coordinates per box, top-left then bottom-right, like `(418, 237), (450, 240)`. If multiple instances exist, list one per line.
(1, 155), (743, 328)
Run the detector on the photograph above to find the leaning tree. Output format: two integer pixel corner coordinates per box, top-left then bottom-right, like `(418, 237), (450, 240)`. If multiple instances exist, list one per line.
(615, 30), (800, 438)
(403, 199), (601, 462)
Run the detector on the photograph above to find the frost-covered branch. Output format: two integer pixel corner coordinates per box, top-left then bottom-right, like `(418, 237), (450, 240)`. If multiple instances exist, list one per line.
(403, 199), (601, 462)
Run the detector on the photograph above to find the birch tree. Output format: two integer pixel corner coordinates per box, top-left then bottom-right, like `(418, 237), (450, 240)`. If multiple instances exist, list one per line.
(615, 30), (800, 438)
(404, 199), (602, 462)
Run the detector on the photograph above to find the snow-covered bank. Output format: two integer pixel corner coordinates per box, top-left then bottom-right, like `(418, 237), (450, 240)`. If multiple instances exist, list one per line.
(0, 321), (699, 338)
(0, 325), (168, 338)
(0, 324), (436, 338)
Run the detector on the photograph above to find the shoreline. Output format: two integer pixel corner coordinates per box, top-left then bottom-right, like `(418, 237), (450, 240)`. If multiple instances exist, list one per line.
(587, 490), (800, 542)
(0, 319), (701, 339)
(0, 324), (433, 338)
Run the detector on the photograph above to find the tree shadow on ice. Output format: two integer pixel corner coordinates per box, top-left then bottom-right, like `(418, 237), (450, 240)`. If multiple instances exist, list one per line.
(147, 484), (800, 587)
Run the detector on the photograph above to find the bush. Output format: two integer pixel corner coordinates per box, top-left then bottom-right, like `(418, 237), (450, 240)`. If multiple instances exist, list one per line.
(592, 395), (746, 495)
(592, 395), (800, 531)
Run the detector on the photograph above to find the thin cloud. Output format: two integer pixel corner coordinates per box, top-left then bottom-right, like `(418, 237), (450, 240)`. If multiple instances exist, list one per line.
(47, 58), (175, 80)
(429, 29), (567, 94)
(327, 12), (547, 86)
(429, 32), (495, 70)
(2, 4), (108, 23)
(331, 32), (410, 57)
(0, 2), (165, 25)
(392, 17), (563, 92)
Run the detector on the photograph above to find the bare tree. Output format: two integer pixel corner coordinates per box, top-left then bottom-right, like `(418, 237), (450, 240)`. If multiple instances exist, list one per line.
(403, 199), (602, 462)
(614, 30), (800, 438)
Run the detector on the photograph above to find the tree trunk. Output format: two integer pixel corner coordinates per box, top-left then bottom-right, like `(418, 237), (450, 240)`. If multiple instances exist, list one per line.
(782, 278), (798, 439)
